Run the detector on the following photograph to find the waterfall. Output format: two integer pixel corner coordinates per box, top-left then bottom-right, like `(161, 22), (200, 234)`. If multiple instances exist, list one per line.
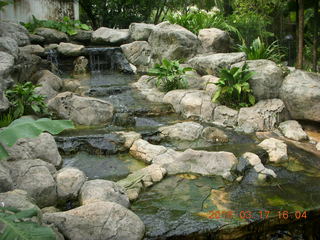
(46, 49), (61, 75)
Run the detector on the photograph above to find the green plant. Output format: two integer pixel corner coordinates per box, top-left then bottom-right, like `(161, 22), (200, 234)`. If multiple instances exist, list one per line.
(148, 59), (192, 92)
(212, 63), (256, 109)
(0, 1), (10, 11)
(0, 206), (55, 240)
(0, 112), (14, 128)
(21, 16), (92, 36)
(0, 117), (75, 160)
(5, 82), (48, 119)
(238, 37), (285, 63)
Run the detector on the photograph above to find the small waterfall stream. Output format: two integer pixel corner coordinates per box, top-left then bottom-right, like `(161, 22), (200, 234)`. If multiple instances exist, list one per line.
(46, 49), (62, 75)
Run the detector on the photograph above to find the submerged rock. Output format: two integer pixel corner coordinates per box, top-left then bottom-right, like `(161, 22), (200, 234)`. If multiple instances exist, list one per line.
(201, 127), (229, 143)
(279, 120), (308, 141)
(198, 28), (231, 53)
(43, 201), (145, 240)
(258, 138), (288, 163)
(92, 27), (130, 45)
(129, 23), (156, 41)
(0, 21), (30, 46)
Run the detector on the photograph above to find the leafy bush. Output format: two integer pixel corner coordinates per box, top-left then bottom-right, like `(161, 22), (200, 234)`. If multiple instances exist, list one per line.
(238, 37), (285, 63)
(0, 117), (75, 160)
(0, 206), (56, 240)
(212, 63), (255, 109)
(148, 59), (192, 92)
(5, 82), (48, 120)
(21, 16), (92, 36)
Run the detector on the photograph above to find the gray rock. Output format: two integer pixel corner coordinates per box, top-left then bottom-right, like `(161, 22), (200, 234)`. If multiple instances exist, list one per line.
(7, 159), (57, 207)
(0, 189), (39, 211)
(92, 27), (130, 45)
(121, 41), (152, 72)
(129, 23), (156, 41)
(237, 99), (287, 133)
(57, 42), (85, 56)
(130, 139), (167, 164)
(213, 106), (238, 127)
(43, 201), (145, 240)
(198, 28), (230, 53)
(201, 127), (229, 143)
(232, 60), (284, 100)
(6, 133), (62, 167)
(0, 21), (30, 46)
(48, 92), (114, 126)
(0, 91), (10, 112)
(80, 179), (129, 207)
(19, 44), (45, 56)
(188, 52), (246, 75)
(0, 37), (19, 58)
(279, 120), (308, 141)
(56, 167), (87, 201)
(183, 70), (207, 89)
(73, 56), (88, 75)
(159, 122), (204, 141)
(258, 138), (288, 163)
(203, 75), (219, 96)
(0, 51), (14, 86)
(115, 131), (141, 149)
(29, 34), (45, 44)
(148, 22), (199, 62)
(70, 30), (93, 43)
(35, 28), (68, 43)
(280, 70), (320, 122)
(0, 162), (13, 192)
(63, 78), (81, 92)
(132, 75), (165, 102)
(153, 148), (237, 180)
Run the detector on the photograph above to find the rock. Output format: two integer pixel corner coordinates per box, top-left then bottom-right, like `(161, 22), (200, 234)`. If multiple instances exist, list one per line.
(0, 37), (19, 58)
(56, 167), (87, 201)
(258, 138), (288, 163)
(121, 41), (152, 72)
(14, 52), (43, 84)
(0, 21), (30, 46)
(148, 22), (199, 61)
(70, 30), (93, 44)
(237, 99), (287, 133)
(317, 142), (320, 151)
(198, 28), (230, 53)
(6, 159), (57, 207)
(279, 120), (308, 141)
(19, 44), (45, 56)
(280, 70), (320, 122)
(159, 122), (204, 141)
(130, 139), (167, 164)
(80, 179), (129, 207)
(0, 189), (39, 210)
(132, 75), (165, 102)
(116, 131), (141, 149)
(42, 206), (60, 214)
(6, 132), (62, 167)
(0, 51), (14, 87)
(213, 106), (238, 127)
(188, 52), (246, 76)
(73, 56), (88, 75)
(153, 149), (237, 179)
(57, 42), (85, 56)
(92, 27), (130, 45)
(232, 60), (284, 100)
(29, 34), (45, 44)
(48, 92), (114, 126)
(35, 28), (68, 43)
(43, 201), (145, 240)
(203, 75), (219, 95)
(183, 70), (207, 89)
(201, 127), (229, 143)
(45, 43), (59, 51)
(0, 162), (13, 192)
(0, 91), (10, 112)
(63, 79), (81, 92)
(129, 23), (156, 41)
(163, 90), (216, 121)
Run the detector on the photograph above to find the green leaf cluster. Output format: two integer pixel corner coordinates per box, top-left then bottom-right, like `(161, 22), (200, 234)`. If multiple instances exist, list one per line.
(0, 117), (75, 160)
(148, 59), (192, 92)
(0, 206), (56, 240)
(0, 1), (10, 11)
(238, 37), (285, 63)
(211, 63), (256, 109)
(21, 15), (92, 36)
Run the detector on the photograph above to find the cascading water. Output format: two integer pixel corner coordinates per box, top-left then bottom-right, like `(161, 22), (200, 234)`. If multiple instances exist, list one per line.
(46, 49), (61, 75)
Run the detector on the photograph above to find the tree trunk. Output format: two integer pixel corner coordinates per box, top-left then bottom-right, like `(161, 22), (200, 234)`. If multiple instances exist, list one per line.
(313, 0), (319, 72)
(296, 0), (304, 69)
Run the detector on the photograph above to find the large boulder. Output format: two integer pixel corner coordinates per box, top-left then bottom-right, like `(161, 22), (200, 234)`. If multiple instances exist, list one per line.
(0, 51), (14, 89)
(80, 179), (129, 207)
(35, 28), (68, 43)
(6, 159), (57, 207)
(148, 22), (199, 62)
(159, 122), (204, 141)
(198, 28), (230, 53)
(43, 201), (145, 240)
(115, 131), (142, 149)
(130, 139), (167, 164)
(237, 99), (287, 133)
(132, 75), (165, 102)
(280, 70), (320, 122)
(70, 30), (93, 44)
(213, 105), (238, 127)
(56, 167), (87, 201)
(92, 27), (130, 45)
(5, 133), (62, 167)
(19, 44), (45, 56)
(0, 189), (39, 210)
(129, 23), (156, 41)
(0, 162), (13, 192)
(232, 60), (284, 101)
(279, 120), (308, 141)
(48, 92), (114, 125)
(0, 37), (19, 58)
(258, 138), (288, 163)
(57, 42), (85, 56)
(121, 41), (152, 72)
(0, 21), (30, 46)
(188, 52), (246, 76)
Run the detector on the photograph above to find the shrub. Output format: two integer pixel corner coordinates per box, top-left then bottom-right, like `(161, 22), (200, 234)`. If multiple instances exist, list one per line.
(212, 63), (256, 109)
(238, 37), (285, 63)
(148, 59), (192, 92)
(21, 15), (92, 36)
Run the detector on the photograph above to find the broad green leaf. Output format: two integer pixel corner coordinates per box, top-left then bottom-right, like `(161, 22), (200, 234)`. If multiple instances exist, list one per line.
(212, 88), (221, 103)
(249, 94), (256, 105)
